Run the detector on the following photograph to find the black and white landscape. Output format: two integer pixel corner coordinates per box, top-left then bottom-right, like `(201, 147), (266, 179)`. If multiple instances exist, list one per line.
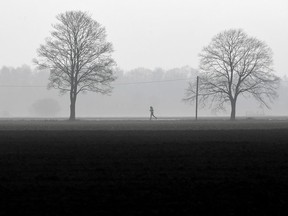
(0, 0), (288, 215)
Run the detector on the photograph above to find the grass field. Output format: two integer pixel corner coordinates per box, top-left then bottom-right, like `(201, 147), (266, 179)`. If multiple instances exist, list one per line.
(1, 119), (288, 215)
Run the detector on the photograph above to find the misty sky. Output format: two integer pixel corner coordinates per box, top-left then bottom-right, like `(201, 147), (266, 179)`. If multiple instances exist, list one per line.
(0, 0), (287, 75)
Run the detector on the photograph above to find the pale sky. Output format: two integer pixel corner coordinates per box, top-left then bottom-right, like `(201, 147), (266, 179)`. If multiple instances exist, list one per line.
(0, 0), (287, 75)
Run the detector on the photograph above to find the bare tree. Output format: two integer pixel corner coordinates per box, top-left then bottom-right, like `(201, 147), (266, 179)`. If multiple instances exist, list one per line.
(184, 29), (280, 120)
(34, 11), (116, 120)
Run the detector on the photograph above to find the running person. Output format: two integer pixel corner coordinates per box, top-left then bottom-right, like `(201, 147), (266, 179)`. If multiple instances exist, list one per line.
(150, 106), (157, 120)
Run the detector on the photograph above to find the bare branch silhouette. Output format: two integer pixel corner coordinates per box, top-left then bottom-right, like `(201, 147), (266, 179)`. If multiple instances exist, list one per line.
(184, 29), (280, 120)
(34, 11), (116, 120)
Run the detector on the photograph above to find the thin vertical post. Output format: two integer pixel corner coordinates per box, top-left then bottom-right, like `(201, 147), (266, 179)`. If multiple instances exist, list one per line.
(195, 76), (199, 121)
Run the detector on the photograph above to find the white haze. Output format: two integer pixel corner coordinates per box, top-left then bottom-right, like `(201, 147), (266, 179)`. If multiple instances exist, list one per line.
(0, 0), (287, 74)
(0, 65), (287, 118)
(0, 0), (287, 118)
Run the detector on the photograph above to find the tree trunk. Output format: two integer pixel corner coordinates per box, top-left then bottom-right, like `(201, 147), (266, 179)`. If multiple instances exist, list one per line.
(230, 99), (236, 121)
(69, 96), (76, 121)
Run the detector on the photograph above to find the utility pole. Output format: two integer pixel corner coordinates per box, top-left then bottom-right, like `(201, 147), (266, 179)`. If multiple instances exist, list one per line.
(195, 76), (199, 121)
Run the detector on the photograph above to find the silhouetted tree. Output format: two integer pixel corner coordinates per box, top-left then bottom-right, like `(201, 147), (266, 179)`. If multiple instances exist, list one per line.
(184, 29), (279, 120)
(34, 11), (116, 120)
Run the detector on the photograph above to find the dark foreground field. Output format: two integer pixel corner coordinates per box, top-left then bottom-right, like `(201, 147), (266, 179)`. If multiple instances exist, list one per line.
(1, 119), (288, 215)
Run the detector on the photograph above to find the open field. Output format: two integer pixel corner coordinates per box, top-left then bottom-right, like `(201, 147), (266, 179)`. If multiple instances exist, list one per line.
(1, 119), (288, 215)
(1, 117), (288, 130)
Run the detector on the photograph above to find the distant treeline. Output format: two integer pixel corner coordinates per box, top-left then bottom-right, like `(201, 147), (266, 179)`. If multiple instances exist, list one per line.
(0, 65), (198, 86)
(114, 66), (197, 83)
(0, 65), (287, 118)
(0, 65), (197, 117)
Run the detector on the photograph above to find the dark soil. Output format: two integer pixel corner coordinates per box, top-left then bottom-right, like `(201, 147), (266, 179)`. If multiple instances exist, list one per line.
(1, 120), (288, 215)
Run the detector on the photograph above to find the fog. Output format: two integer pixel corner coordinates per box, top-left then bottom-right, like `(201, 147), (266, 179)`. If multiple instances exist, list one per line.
(0, 65), (287, 119)
(1, 0), (287, 76)
(0, 0), (287, 119)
